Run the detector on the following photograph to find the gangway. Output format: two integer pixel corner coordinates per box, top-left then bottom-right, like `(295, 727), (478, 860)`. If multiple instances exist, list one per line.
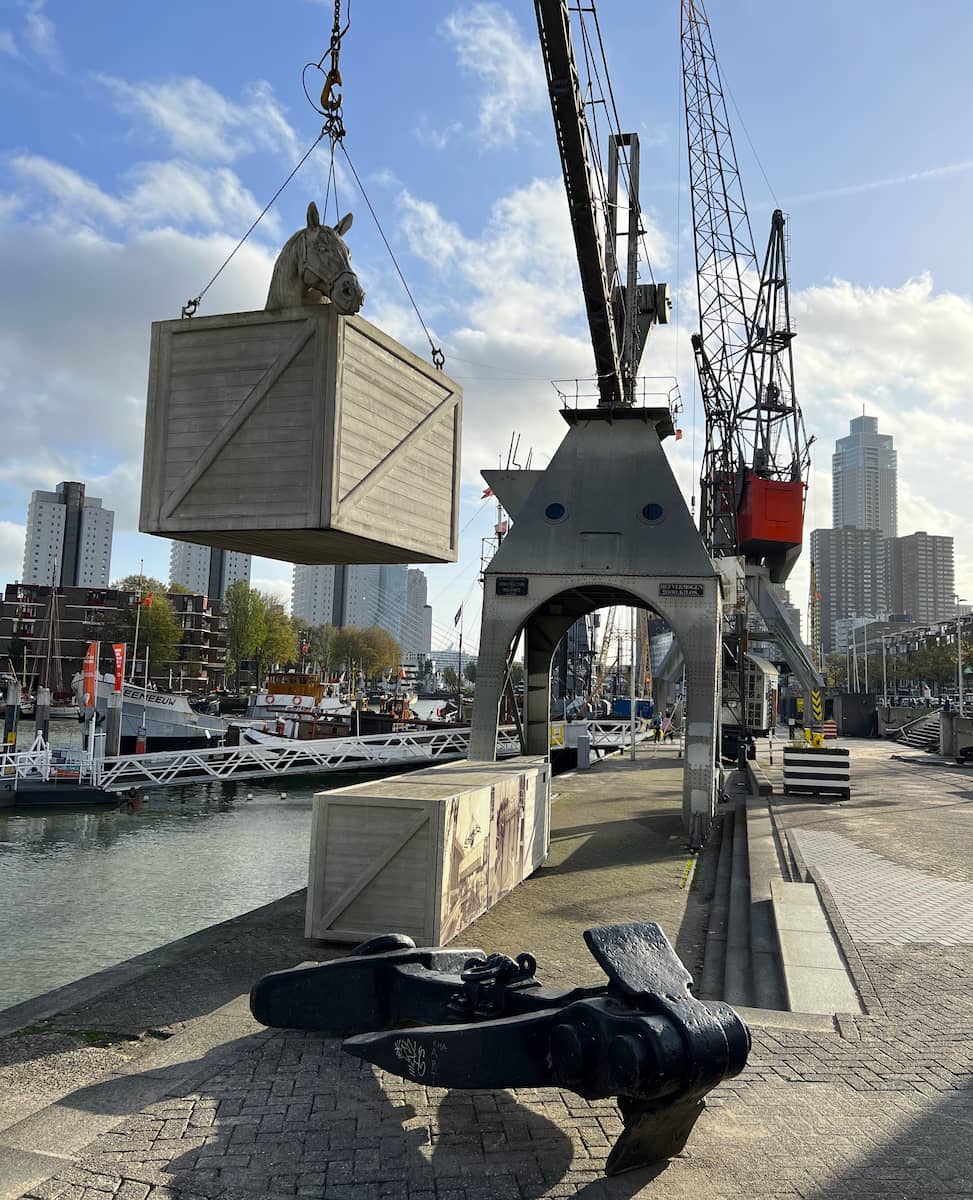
(91, 727), (522, 792)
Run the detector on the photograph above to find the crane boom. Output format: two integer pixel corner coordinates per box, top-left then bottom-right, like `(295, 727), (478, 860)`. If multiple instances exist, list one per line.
(534, 0), (622, 406)
(534, 1), (669, 408)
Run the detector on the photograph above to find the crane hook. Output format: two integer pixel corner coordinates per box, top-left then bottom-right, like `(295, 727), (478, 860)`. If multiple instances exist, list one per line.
(320, 65), (343, 111)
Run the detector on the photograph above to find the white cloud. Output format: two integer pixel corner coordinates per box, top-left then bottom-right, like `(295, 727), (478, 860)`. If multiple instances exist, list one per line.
(96, 74), (300, 165)
(413, 116), (463, 152)
(0, 221), (275, 544)
(22, 0), (59, 70)
(11, 154), (125, 223)
(395, 176), (676, 478)
(786, 273), (973, 624)
(0, 30), (18, 57)
(441, 4), (546, 149)
(8, 153), (281, 239)
(252, 574), (292, 611)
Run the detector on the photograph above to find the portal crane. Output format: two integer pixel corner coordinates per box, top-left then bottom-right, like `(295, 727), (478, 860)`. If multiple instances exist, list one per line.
(681, 0), (822, 749)
(682, 0), (810, 581)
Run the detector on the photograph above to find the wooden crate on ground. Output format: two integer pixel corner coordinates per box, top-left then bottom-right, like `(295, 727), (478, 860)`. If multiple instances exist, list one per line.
(305, 757), (551, 945)
(140, 305), (461, 564)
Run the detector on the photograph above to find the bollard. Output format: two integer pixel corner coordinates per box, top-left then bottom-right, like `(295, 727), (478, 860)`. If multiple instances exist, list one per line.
(576, 730), (591, 770)
(2, 680), (21, 759)
(105, 690), (123, 758)
(34, 685), (51, 745)
(251, 922), (750, 1176)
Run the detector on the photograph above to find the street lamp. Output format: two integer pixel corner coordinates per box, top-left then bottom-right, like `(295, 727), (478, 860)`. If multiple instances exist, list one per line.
(956, 597), (967, 716)
(881, 633), (888, 707)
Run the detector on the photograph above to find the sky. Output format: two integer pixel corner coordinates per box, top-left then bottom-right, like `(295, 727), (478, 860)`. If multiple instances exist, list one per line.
(2, 0), (972, 654)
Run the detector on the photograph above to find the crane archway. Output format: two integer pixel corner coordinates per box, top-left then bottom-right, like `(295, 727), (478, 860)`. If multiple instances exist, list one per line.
(469, 410), (722, 846)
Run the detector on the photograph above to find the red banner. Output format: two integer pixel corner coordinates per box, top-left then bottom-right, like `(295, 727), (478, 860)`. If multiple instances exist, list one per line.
(112, 643), (126, 692)
(81, 642), (99, 709)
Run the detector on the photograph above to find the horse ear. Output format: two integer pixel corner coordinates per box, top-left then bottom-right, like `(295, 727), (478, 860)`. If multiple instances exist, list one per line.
(306, 202), (320, 229)
(334, 212), (354, 237)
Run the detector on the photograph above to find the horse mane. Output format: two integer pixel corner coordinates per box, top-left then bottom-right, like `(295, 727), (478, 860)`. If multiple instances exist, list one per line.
(265, 228), (307, 310)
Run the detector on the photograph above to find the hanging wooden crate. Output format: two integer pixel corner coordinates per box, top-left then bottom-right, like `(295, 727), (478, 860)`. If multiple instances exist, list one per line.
(139, 304), (462, 564)
(305, 757), (551, 945)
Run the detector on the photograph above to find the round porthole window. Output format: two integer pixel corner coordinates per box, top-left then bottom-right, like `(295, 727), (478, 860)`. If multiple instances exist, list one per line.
(641, 503), (665, 523)
(545, 502), (567, 522)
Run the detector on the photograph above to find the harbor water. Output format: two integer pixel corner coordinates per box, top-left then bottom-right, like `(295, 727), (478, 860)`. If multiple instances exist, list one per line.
(0, 719), (368, 1012)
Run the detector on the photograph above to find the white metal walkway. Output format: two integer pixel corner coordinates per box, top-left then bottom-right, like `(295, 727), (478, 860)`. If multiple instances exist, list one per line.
(0, 721), (646, 796)
(90, 727), (522, 792)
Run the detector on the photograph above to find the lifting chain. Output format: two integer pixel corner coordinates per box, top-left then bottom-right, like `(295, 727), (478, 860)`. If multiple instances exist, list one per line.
(303, 0), (349, 142)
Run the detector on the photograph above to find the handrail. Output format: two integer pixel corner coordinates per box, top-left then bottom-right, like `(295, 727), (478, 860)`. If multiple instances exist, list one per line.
(885, 709), (942, 738)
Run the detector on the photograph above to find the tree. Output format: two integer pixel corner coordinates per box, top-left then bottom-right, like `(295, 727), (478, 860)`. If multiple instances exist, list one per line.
(464, 659), (478, 684)
(112, 573), (167, 598)
(357, 626), (401, 677)
(442, 666), (459, 690)
(509, 661), (525, 687)
(310, 623), (339, 673)
(824, 652), (847, 688)
(168, 582), (193, 595)
(253, 597), (296, 684)
(91, 593), (181, 675)
(223, 581), (266, 687)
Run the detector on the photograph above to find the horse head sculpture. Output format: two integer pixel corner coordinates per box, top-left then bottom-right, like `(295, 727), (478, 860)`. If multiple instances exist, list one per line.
(265, 202), (365, 314)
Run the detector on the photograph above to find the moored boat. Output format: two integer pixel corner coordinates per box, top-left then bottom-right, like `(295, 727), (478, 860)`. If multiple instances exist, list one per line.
(71, 671), (231, 752)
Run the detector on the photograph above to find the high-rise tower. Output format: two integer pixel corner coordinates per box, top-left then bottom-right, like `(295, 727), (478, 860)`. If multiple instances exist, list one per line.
(832, 415), (897, 538)
(169, 542), (251, 601)
(22, 482), (114, 587)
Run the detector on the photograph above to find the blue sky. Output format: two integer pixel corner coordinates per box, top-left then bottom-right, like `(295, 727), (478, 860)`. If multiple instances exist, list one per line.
(2, 0), (972, 650)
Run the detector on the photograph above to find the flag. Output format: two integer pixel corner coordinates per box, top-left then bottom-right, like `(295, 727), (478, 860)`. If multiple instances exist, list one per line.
(495, 520), (508, 535)
(481, 486), (493, 499)
(81, 642), (99, 709)
(138, 592), (154, 607)
(454, 603), (464, 627)
(675, 429), (683, 441)
(111, 643), (126, 692)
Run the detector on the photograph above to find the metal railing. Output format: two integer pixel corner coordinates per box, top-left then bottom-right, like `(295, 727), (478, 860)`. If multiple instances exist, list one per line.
(585, 719), (652, 749)
(91, 727), (522, 792)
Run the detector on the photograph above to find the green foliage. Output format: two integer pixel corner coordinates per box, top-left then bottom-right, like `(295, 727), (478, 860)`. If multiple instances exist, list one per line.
(824, 652), (847, 687)
(223, 581), (266, 683)
(168, 582), (193, 594)
(112, 573), (167, 597)
(310, 623), (339, 670)
(442, 665), (459, 690)
(253, 596), (297, 682)
(91, 593), (181, 673)
(328, 625), (401, 680)
(464, 659), (478, 684)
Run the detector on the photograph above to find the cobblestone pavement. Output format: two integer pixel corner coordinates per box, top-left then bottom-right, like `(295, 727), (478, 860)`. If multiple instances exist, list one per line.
(791, 827), (973, 944)
(16, 743), (973, 1199)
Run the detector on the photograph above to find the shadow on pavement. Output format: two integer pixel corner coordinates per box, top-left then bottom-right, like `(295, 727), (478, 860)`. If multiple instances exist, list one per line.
(115, 1029), (580, 1197)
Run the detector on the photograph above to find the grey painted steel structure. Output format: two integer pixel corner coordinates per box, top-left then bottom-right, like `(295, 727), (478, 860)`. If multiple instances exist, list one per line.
(469, 412), (721, 844)
(467, 2), (720, 840)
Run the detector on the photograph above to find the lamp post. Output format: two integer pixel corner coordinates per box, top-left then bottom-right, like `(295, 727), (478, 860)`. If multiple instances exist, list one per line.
(881, 634), (888, 707)
(956, 597), (967, 716)
(863, 621), (869, 694)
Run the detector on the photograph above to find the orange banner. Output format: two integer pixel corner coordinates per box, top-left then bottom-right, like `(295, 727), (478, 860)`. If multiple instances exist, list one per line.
(81, 641), (99, 709)
(112, 643), (126, 692)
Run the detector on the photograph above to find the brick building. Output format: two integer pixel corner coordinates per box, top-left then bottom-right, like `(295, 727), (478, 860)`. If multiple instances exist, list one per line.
(0, 584), (227, 694)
